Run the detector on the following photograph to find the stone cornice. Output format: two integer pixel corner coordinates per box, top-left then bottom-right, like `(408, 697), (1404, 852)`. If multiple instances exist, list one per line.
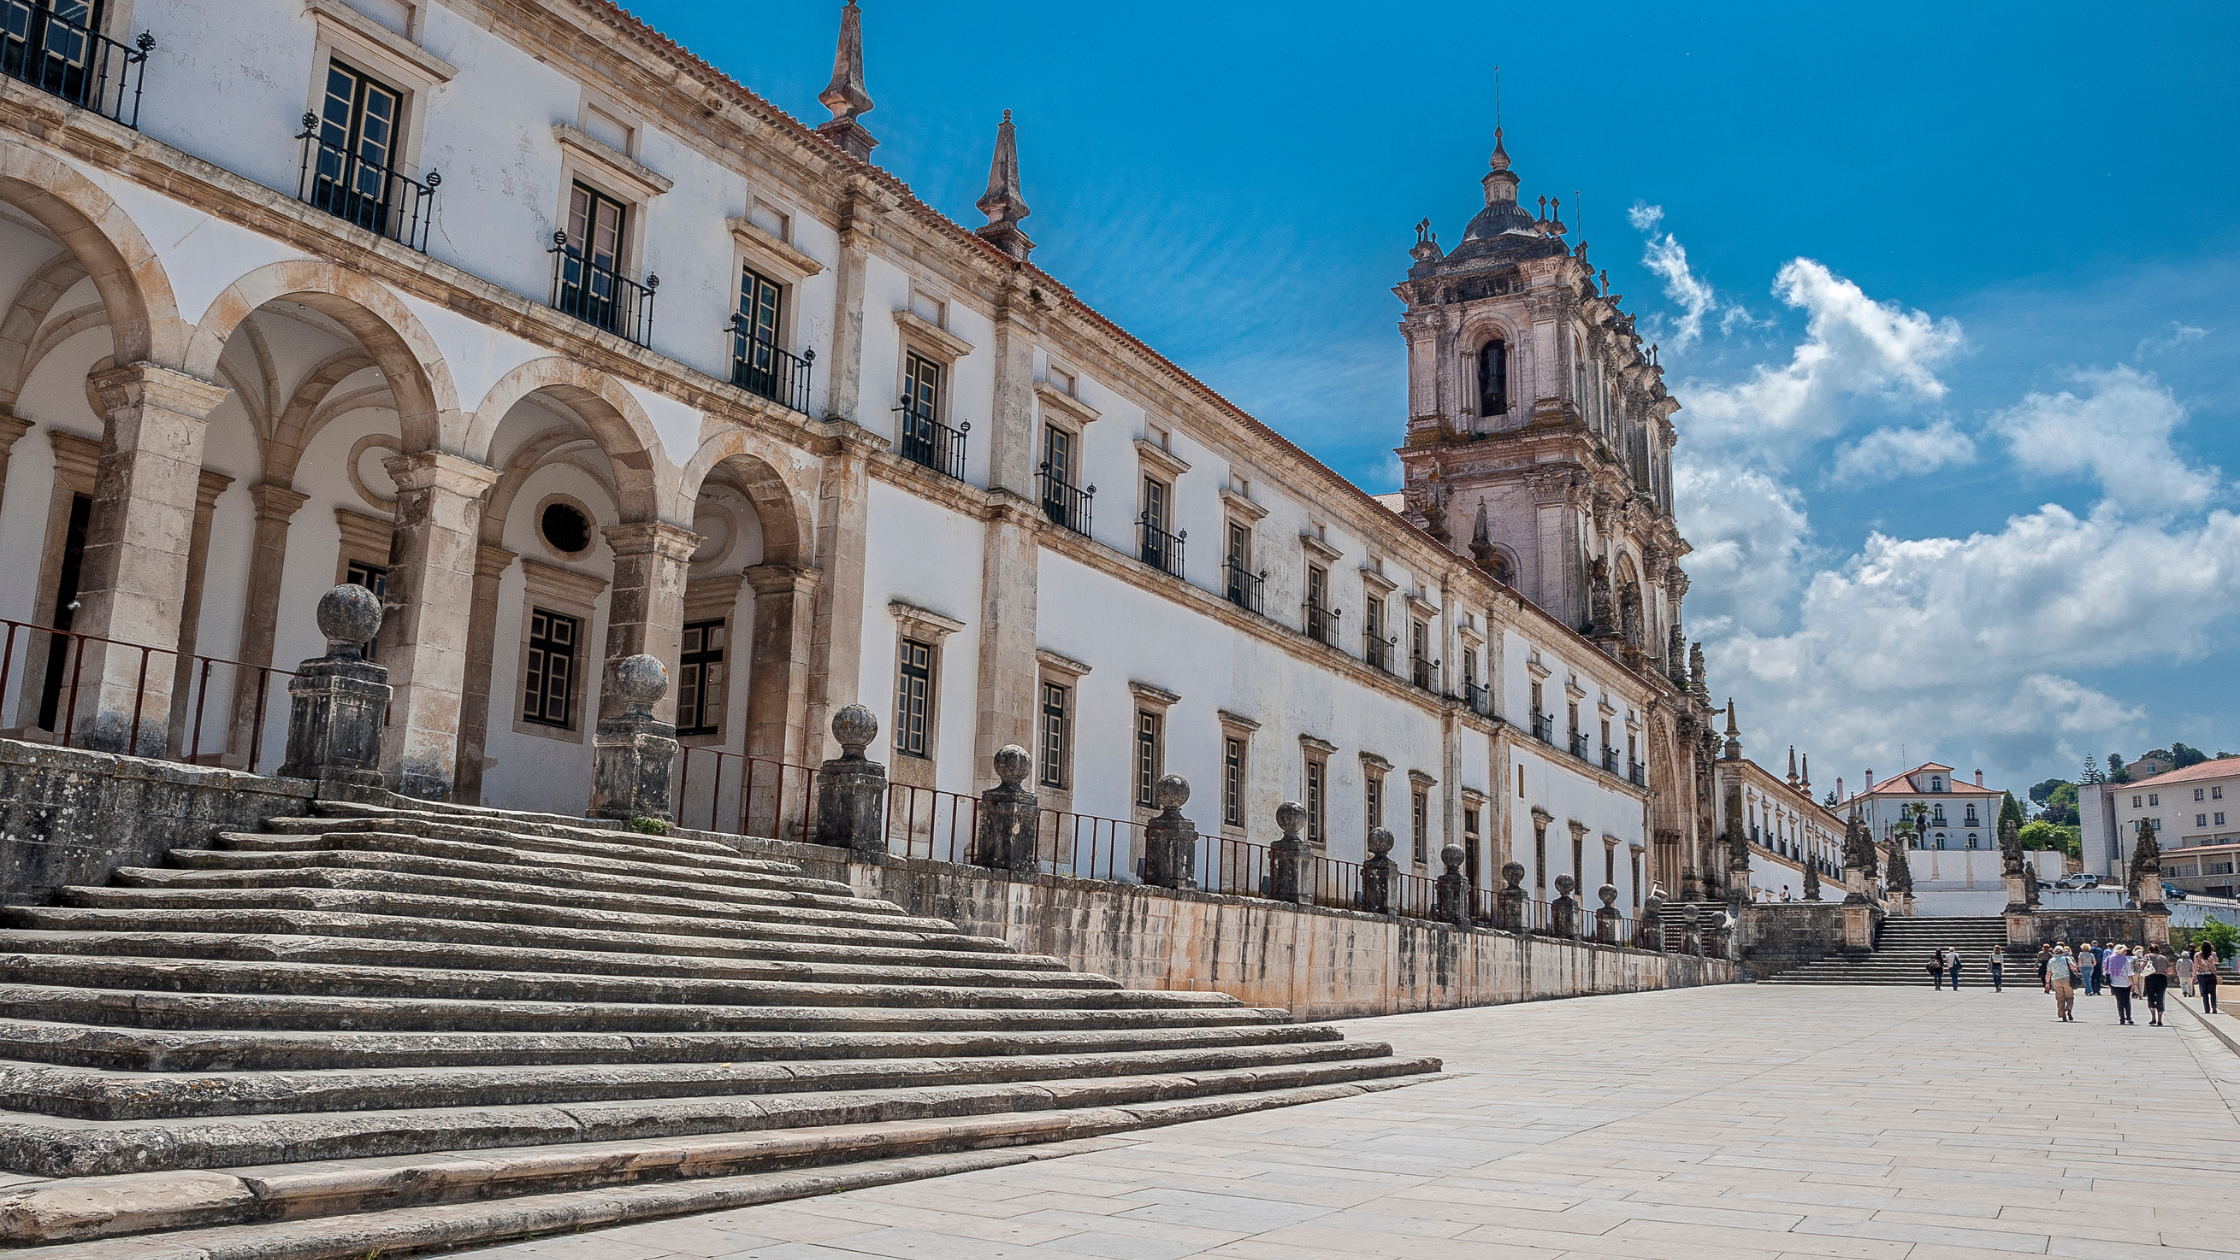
(553, 124), (673, 201)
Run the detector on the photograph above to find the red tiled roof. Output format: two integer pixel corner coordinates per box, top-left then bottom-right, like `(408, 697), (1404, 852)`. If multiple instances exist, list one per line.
(2130, 757), (2240, 789)
(1856, 763), (2001, 796)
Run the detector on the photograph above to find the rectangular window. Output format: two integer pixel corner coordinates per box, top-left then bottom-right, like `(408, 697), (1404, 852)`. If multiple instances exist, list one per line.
(559, 182), (629, 333)
(1042, 424), (1075, 486)
(1411, 788), (1428, 864)
(312, 60), (403, 232)
(1630, 849), (1642, 907)
(2150, 794), (2160, 806)
(2198, 789), (2208, 802)
(1142, 476), (1168, 535)
(521, 608), (579, 728)
(893, 638), (933, 759)
(1365, 774), (1383, 832)
(1139, 476), (1179, 576)
(675, 619), (725, 736)
(2216, 786), (2225, 800)
(1222, 735), (1246, 829)
(2134, 795), (2143, 808)
(343, 559), (387, 660)
(2199, 814), (2210, 828)
(1462, 647), (1477, 689)
(733, 265), (789, 399)
(1135, 708), (1163, 808)
(2218, 812), (2228, 826)
(1038, 680), (1069, 789)
(1304, 754), (1326, 845)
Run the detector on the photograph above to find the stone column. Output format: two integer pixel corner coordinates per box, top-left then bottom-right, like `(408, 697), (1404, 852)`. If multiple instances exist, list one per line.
(804, 437), (872, 763)
(1497, 860), (1528, 931)
(377, 451), (499, 799)
(0, 412), (31, 517)
(972, 502), (1040, 794)
(1143, 774), (1197, 891)
(163, 468), (234, 757)
(451, 543), (516, 804)
(815, 704), (888, 860)
(589, 654), (679, 823)
(600, 521), (701, 725)
(1551, 873), (1579, 938)
(225, 483), (310, 765)
(745, 562), (818, 835)
(1596, 883), (1622, 944)
(974, 744), (1039, 874)
(279, 585), (390, 789)
(71, 363), (226, 756)
(1361, 826), (1397, 914)
(1436, 842), (1470, 928)
(1269, 801), (1309, 904)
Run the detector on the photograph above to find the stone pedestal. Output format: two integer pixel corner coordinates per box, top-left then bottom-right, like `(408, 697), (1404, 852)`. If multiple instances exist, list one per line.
(1844, 902), (1877, 952)
(1497, 861), (1528, 932)
(1436, 842), (1470, 928)
(1596, 883), (1622, 944)
(1641, 895), (1666, 952)
(2003, 871), (2034, 917)
(2145, 908), (2172, 947)
(974, 744), (1038, 874)
(814, 705), (888, 861)
(1550, 873), (1579, 939)
(1268, 801), (1309, 904)
(588, 654), (679, 823)
(278, 585), (391, 788)
(1360, 826), (1397, 915)
(1142, 774), (1197, 891)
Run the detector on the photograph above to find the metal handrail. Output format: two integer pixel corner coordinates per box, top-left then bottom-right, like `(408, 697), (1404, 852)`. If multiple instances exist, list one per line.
(0, 3), (150, 127)
(1364, 632), (1394, 672)
(294, 116), (438, 251)
(0, 616), (293, 771)
(1138, 516), (1185, 579)
(892, 394), (966, 479)
(548, 232), (657, 346)
(729, 326), (814, 413)
(1037, 464), (1093, 536)
(1302, 599), (1342, 647)
(1222, 559), (1265, 615)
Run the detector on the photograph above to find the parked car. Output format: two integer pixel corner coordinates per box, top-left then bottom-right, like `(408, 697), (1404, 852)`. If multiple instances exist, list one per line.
(2054, 873), (2101, 890)
(2163, 882), (2190, 901)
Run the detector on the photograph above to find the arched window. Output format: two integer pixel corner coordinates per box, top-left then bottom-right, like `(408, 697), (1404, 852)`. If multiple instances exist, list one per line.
(1477, 341), (1507, 417)
(1930, 776), (1943, 792)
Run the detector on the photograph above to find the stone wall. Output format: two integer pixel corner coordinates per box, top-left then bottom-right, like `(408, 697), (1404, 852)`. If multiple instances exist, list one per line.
(0, 738), (316, 906)
(713, 833), (1732, 1019)
(2008, 909), (2167, 948)
(1736, 901), (1854, 978)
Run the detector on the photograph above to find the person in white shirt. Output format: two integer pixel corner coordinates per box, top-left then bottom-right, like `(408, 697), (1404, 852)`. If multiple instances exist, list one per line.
(2047, 946), (2077, 1021)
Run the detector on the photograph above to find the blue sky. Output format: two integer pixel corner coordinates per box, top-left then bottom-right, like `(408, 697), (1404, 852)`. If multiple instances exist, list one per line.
(629, 1), (2240, 799)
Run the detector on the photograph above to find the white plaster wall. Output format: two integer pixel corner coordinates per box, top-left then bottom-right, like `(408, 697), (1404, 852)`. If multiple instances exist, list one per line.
(858, 480), (986, 797)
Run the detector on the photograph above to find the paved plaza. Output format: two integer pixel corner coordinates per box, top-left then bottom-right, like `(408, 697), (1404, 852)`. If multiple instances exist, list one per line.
(474, 983), (2240, 1260)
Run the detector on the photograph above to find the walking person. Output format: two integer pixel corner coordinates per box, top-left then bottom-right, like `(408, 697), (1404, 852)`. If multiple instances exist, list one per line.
(2198, 942), (2222, 1015)
(2079, 941), (2100, 996)
(2038, 943), (2054, 993)
(1928, 948), (1946, 990)
(2106, 943), (2135, 1025)
(2146, 943), (2177, 1027)
(1990, 944), (2006, 992)
(2048, 946), (2077, 1021)
(1947, 948), (1964, 990)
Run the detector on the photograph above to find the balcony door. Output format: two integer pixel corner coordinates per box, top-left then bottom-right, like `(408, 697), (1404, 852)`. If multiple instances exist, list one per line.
(732, 265), (783, 394)
(2, 0), (103, 105)
(312, 60), (403, 234)
(560, 183), (628, 332)
(898, 352), (942, 468)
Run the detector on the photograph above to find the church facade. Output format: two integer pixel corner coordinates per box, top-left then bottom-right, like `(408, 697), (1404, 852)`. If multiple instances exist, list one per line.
(0, 0), (1724, 902)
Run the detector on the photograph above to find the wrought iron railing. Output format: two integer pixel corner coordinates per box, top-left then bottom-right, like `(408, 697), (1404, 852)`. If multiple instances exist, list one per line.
(1532, 712), (1553, 743)
(0, 2), (149, 127)
(1411, 656), (1439, 693)
(1364, 632), (1394, 672)
(1603, 748), (1619, 775)
(548, 232), (657, 346)
(0, 617), (292, 771)
(1222, 560), (1265, 615)
(294, 117), (438, 251)
(1464, 680), (1490, 716)
(1570, 732), (1590, 761)
(1037, 464), (1093, 536)
(894, 396), (966, 480)
(1303, 599), (1342, 648)
(731, 326), (813, 413)
(1138, 517), (1185, 579)
(1629, 759), (1645, 786)
(674, 746), (820, 843)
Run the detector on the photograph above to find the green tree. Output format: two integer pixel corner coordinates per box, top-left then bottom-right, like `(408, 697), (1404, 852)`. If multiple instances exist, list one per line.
(2082, 755), (2103, 784)
(2042, 781), (2079, 825)
(2029, 777), (2068, 805)
(2108, 752), (2132, 784)
(2000, 791), (2025, 833)
(2198, 919), (2240, 963)
(2173, 742), (2211, 770)
(2016, 820), (2082, 858)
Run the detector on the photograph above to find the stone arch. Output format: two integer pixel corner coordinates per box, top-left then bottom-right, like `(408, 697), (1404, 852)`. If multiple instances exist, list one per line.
(468, 357), (673, 525)
(680, 430), (811, 566)
(186, 260), (460, 455)
(0, 137), (185, 368)
(481, 427), (618, 546)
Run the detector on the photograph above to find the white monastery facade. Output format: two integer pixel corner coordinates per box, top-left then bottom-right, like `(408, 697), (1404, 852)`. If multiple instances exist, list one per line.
(0, 0), (1717, 903)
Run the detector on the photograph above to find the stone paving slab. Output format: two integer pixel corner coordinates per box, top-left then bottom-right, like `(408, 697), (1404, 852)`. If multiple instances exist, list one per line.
(468, 984), (2240, 1258)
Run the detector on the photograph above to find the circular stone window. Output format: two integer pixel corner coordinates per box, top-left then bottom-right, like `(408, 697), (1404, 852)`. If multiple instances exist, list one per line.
(540, 502), (592, 556)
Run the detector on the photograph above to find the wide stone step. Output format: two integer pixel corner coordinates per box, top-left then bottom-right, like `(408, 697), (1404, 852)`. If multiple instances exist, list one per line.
(0, 907), (1069, 974)
(0, 1054), (1445, 1177)
(56, 886), (1016, 954)
(0, 1073), (1446, 1252)
(126, 858), (914, 931)
(0, 932), (1120, 993)
(0, 985), (1278, 1035)
(265, 812), (805, 878)
(2, 1039), (1397, 1121)
(0, 1017), (1343, 1073)
(217, 828), (854, 898)
(0, 954), (1233, 1012)
(304, 800), (757, 863)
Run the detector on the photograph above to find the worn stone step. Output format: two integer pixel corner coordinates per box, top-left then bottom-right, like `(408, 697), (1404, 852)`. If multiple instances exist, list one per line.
(0, 931), (1121, 993)
(55, 886), (1016, 954)
(0, 1017), (1342, 1073)
(121, 861), (922, 933)
(0, 984), (1281, 1036)
(217, 828), (854, 898)
(265, 812), (799, 875)
(1, 1038), (1397, 1121)
(303, 800), (757, 863)
(0, 1072), (1446, 1251)
(0, 907), (1068, 975)
(0, 1054), (1445, 1177)
(0, 954), (1237, 1013)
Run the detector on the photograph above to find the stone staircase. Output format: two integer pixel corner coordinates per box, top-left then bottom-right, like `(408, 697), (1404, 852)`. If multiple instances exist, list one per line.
(1653, 901), (1735, 952)
(1761, 915), (2011, 986)
(0, 800), (1442, 1257)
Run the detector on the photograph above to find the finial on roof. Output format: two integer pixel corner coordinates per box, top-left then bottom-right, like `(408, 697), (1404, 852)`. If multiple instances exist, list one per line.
(816, 1), (877, 160)
(974, 109), (1033, 261)
(1802, 754), (1811, 791)
(1787, 744), (1798, 786)
(1722, 699), (1742, 761)
(1481, 126), (1521, 210)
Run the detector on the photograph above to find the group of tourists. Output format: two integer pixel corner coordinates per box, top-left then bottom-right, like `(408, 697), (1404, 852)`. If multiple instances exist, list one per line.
(1924, 941), (2223, 1027)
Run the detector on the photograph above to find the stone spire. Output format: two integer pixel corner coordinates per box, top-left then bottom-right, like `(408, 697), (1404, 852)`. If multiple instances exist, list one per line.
(815, 1), (877, 160)
(1801, 754), (1811, 793)
(1483, 128), (1520, 208)
(1721, 699), (1742, 761)
(1787, 745), (1798, 787)
(974, 109), (1033, 261)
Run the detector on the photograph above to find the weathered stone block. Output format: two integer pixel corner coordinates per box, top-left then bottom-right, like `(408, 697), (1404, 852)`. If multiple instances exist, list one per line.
(815, 704), (888, 860)
(588, 654), (679, 822)
(974, 744), (1038, 874)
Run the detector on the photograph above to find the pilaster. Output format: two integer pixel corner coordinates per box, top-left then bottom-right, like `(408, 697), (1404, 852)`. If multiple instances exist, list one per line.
(377, 450), (499, 799)
(599, 520), (702, 724)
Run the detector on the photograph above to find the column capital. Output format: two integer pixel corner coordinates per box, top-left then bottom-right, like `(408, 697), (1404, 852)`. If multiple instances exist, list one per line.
(248, 482), (311, 523)
(745, 561), (821, 598)
(473, 543), (518, 580)
(0, 412), (30, 452)
(194, 469), (235, 512)
(602, 519), (702, 562)
(384, 450), (499, 498)
(89, 361), (229, 418)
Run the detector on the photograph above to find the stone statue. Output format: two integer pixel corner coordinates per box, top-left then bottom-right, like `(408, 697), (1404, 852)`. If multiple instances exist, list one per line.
(2130, 816), (2164, 906)
(1667, 624), (1688, 688)
(1619, 581), (1643, 648)
(1688, 643), (1708, 702)
(1588, 555), (1614, 633)
(1802, 855), (1821, 902)
(1999, 816), (2025, 877)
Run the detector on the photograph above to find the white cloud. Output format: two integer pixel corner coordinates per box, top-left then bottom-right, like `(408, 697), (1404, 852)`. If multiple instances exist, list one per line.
(1989, 365), (2222, 511)
(1627, 202), (1664, 232)
(2136, 321), (2208, 359)
(1628, 202), (1716, 348)
(1828, 419), (1977, 483)
(1673, 462), (1811, 634)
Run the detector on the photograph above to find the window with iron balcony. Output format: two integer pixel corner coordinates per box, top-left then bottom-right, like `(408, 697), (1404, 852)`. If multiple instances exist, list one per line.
(2, 0), (153, 128)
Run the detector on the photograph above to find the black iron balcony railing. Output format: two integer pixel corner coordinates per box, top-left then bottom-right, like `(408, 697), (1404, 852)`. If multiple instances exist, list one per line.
(1364, 633), (1394, 672)
(1629, 759), (1644, 787)
(1037, 464), (1093, 536)
(1603, 748), (1619, 775)
(1411, 656), (1439, 693)
(1302, 600), (1342, 648)
(1, 2), (149, 127)
(548, 232), (656, 346)
(295, 115), (438, 251)
(1138, 517), (1185, 580)
(1222, 559), (1265, 615)
(729, 322), (814, 413)
(1531, 712), (1553, 744)
(1570, 732), (1590, 761)
(1464, 680), (1490, 716)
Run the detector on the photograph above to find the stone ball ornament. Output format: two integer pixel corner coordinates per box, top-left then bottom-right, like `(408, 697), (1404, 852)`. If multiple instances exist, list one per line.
(1553, 873), (1576, 896)
(1366, 826), (1395, 857)
(1502, 860), (1526, 889)
(1153, 774), (1190, 812)
(1440, 842), (1466, 874)
(316, 583), (383, 657)
(1276, 800), (1307, 838)
(992, 743), (1031, 787)
(609, 654), (669, 715)
(831, 704), (878, 757)
(1598, 882), (1619, 908)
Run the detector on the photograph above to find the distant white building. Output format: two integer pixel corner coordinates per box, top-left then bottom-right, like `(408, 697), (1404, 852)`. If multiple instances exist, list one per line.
(2094, 757), (2240, 898)
(1847, 763), (2004, 852)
